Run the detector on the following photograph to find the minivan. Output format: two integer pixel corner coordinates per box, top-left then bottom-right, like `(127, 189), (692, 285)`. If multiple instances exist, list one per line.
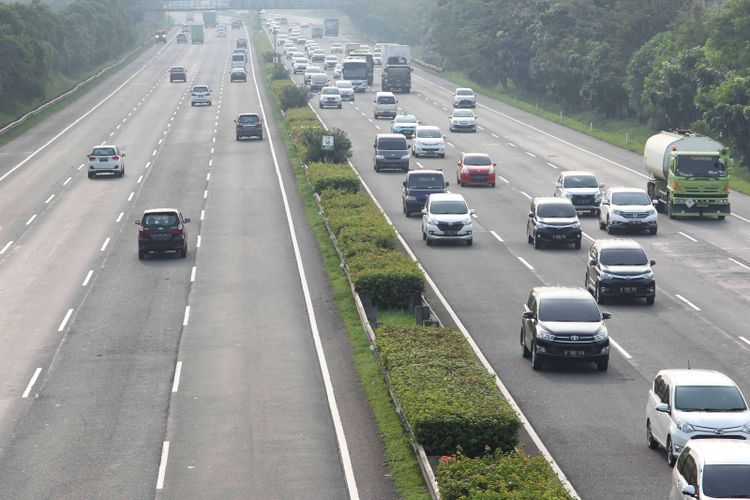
(231, 53), (246, 69)
(373, 91), (398, 119)
(402, 170), (448, 216)
(374, 133), (409, 172)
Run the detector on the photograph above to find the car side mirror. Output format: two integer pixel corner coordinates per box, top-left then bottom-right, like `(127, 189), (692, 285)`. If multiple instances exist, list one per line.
(522, 310), (534, 319)
(555, 182), (562, 188)
(528, 211), (534, 218)
(681, 485), (697, 498)
(650, 260), (656, 266)
(469, 209), (476, 215)
(184, 218), (191, 223)
(601, 312), (612, 320)
(652, 199), (659, 206)
(373, 144), (377, 149)
(655, 402), (670, 414)
(599, 183), (605, 188)
(134, 220), (141, 225)
(402, 181), (407, 187)
(445, 181), (450, 187)
(421, 209), (427, 215)
(442, 135), (447, 139)
(589, 259), (596, 266)
(492, 162), (496, 167)
(121, 153), (126, 157)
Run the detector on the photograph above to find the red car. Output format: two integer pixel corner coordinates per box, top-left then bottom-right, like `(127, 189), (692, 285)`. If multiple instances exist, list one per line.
(457, 152), (496, 187)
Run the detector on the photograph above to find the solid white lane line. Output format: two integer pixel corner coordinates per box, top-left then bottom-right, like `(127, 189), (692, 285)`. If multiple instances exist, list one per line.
(477, 125), (485, 130)
(182, 306), (190, 326)
(732, 213), (750, 224)
(171, 362), (182, 393)
(497, 175), (510, 184)
(25, 214), (37, 226)
(609, 338), (632, 359)
(63, 177), (72, 186)
(546, 162), (558, 169)
(582, 231), (594, 242)
(491, 133), (499, 139)
(116, 212), (124, 223)
(100, 237), (110, 251)
(57, 308), (73, 332)
(22, 368), (42, 399)
(145, 161), (151, 169)
(190, 266), (197, 282)
(45, 194), (55, 204)
(678, 232), (698, 242)
(447, 142), (455, 148)
(206, 173), (210, 181)
(729, 257), (750, 271)
(675, 294), (701, 311)
(82, 270), (93, 287)
(137, 175), (143, 184)
(156, 441), (169, 490)
(203, 190), (208, 199)
(128, 192), (134, 201)
(0, 241), (14, 254)
(508, 142), (517, 148)
(739, 336), (750, 347)
(196, 235), (201, 248)
(519, 191), (532, 200)
(490, 230), (504, 242)
(200, 209), (205, 221)
(526, 151), (536, 157)
(517, 256), (535, 271)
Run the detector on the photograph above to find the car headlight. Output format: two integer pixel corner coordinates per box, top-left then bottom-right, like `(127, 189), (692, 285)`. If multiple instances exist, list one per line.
(401, 155), (410, 160)
(676, 419), (695, 433)
(742, 422), (750, 434)
(462, 167), (470, 174)
(536, 222), (549, 229)
(592, 330), (609, 342)
(639, 271), (654, 280)
(375, 155), (384, 159)
(571, 221), (581, 229)
(601, 272), (616, 280)
(595, 192), (603, 201)
(536, 329), (555, 341)
(563, 192), (573, 199)
(613, 210), (625, 216)
(405, 195), (416, 201)
(427, 217), (439, 225)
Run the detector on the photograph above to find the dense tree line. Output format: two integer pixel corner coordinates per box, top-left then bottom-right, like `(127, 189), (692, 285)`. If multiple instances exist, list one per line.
(0, 0), (144, 116)
(344, 0), (750, 164)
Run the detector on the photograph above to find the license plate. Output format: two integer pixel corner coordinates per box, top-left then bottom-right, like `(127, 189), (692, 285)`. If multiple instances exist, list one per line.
(622, 287), (637, 294)
(565, 350), (585, 357)
(628, 220), (641, 224)
(552, 235), (565, 240)
(99, 158), (108, 162)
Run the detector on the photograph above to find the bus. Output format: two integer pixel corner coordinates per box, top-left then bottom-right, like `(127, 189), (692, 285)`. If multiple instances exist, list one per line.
(341, 58), (369, 92)
(348, 50), (374, 85)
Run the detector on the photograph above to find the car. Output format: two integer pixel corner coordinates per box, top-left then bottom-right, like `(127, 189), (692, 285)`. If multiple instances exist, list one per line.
(330, 43), (343, 54)
(521, 286), (610, 371)
(333, 64), (343, 79)
(585, 239), (656, 304)
(300, 22), (309, 28)
(453, 87), (476, 108)
(236, 38), (247, 49)
(373, 91), (398, 119)
(391, 113), (419, 138)
(334, 80), (354, 100)
(412, 125), (446, 158)
(216, 26), (227, 38)
(176, 33), (188, 44)
(374, 133), (409, 172)
(646, 370), (750, 468)
(402, 170), (448, 216)
(87, 144), (125, 178)
(449, 109), (477, 132)
(526, 197), (582, 249)
(303, 66), (323, 85)
(292, 57), (309, 74)
(230, 67), (247, 82)
(231, 19), (242, 29)
(554, 170), (604, 214)
(287, 50), (303, 61)
(234, 112), (263, 140)
(308, 73), (329, 92)
(136, 209), (190, 260)
(456, 152), (495, 187)
(296, 37), (307, 45)
(231, 52), (247, 70)
(311, 49), (326, 62)
(181, 24), (191, 34)
(169, 66), (187, 82)
(319, 86), (342, 108)
(670, 440), (750, 499)
(599, 187), (658, 235)
(190, 85), (212, 106)
(421, 193), (474, 246)
(323, 55), (338, 70)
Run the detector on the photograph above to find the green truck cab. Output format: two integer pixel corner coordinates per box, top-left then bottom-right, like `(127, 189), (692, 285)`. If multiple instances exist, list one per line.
(644, 131), (732, 219)
(191, 24), (204, 44)
(203, 11), (217, 28)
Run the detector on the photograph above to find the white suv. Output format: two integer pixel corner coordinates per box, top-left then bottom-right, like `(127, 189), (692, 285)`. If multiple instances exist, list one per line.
(421, 193), (474, 246)
(671, 440), (750, 500)
(292, 57), (309, 74)
(318, 87), (342, 108)
(412, 125), (445, 158)
(599, 187), (658, 235)
(646, 369), (750, 466)
(87, 145), (125, 178)
(453, 88), (476, 108)
(190, 85), (212, 106)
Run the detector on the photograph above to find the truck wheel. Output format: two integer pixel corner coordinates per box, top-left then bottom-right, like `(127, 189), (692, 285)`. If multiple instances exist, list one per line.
(667, 199), (675, 219)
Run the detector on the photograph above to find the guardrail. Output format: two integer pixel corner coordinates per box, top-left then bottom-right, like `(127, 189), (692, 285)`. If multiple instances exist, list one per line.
(412, 57), (443, 72)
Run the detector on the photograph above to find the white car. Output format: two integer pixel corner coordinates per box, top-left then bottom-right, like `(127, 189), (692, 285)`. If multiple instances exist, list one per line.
(330, 43), (343, 54)
(599, 187), (658, 235)
(87, 144), (125, 178)
(554, 170), (603, 214)
(311, 49), (326, 62)
(646, 369), (750, 466)
(319, 87), (342, 109)
(412, 125), (446, 158)
(304, 66), (322, 85)
(421, 193), (474, 246)
(670, 440), (750, 500)
(190, 84), (212, 106)
(292, 57), (309, 74)
(333, 64), (343, 79)
(335, 80), (354, 100)
(453, 87), (476, 108)
(323, 55), (338, 70)
(449, 109), (477, 132)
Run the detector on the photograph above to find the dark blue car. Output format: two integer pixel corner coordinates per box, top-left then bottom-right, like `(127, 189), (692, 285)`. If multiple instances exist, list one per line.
(402, 170), (449, 216)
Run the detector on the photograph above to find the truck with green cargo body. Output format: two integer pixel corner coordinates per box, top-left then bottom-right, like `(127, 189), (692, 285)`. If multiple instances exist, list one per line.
(203, 11), (217, 28)
(311, 25), (323, 39)
(644, 131), (732, 219)
(324, 18), (339, 36)
(191, 24), (204, 44)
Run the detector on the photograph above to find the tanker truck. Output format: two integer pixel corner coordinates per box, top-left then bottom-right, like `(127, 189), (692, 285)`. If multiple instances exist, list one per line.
(644, 131), (732, 219)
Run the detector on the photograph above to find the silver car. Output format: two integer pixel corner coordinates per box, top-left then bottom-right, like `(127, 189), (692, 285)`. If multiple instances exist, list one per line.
(88, 145), (125, 178)
(421, 193), (474, 246)
(554, 170), (603, 214)
(335, 80), (355, 100)
(449, 109), (477, 132)
(190, 85), (212, 106)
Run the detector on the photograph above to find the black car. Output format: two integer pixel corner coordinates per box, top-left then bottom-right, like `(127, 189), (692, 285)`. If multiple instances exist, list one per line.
(230, 68), (247, 82)
(527, 197), (582, 249)
(169, 66), (187, 83)
(136, 209), (190, 260)
(585, 239), (656, 304)
(373, 133), (409, 172)
(402, 170), (448, 216)
(236, 38), (247, 49)
(176, 33), (188, 44)
(235, 113), (263, 140)
(521, 287), (611, 371)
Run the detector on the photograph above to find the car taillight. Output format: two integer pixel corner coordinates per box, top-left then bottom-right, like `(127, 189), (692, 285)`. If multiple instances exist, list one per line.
(171, 224), (183, 236)
(138, 225), (149, 236)
(111, 156), (120, 160)
(88, 156), (96, 161)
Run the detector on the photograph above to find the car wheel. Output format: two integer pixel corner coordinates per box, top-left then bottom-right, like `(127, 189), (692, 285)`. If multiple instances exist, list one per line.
(180, 245), (187, 258)
(531, 345), (542, 371)
(718, 215), (726, 220)
(574, 239), (581, 250)
(338, 104), (342, 109)
(596, 358), (609, 372)
(425, 236), (432, 246)
(606, 218), (614, 234)
(649, 227), (657, 235)
(374, 164), (380, 172)
(533, 232), (541, 249)
(646, 420), (659, 449)
(599, 218), (606, 230)
(319, 103), (323, 109)
(490, 183), (495, 188)
(88, 172), (94, 179)
(422, 228), (426, 240)
(527, 230), (533, 244)
(138, 250), (145, 260)
(595, 283), (605, 305)
(646, 295), (655, 305)
(521, 330), (531, 358)
(439, 153), (445, 158)
(466, 238), (473, 247)
(259, 133), (263, 140)
(666, 437), (677, 467)
(595, 208), (600, 216)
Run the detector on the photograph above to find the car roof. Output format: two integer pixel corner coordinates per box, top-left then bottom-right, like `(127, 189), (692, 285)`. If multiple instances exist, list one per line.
(143, 208), (180, 214)
(533, 196), (574, 205)
(657, 369), (737, 387)
(408, 169), (444, 177)
(321, 86), (339, 91)
(686, 440), (750, 465)
(462, 152), (490, 159)
(607, 186), (648, 194)
(238, 112), (259, 117)
(93, 144), (117, 149)
(456, 87), (474, 92)
(376, 133), (407, 140)
(376, 91), (395, 97)
(416, 125), (441, 131)
(593, 238), (644, 250)
(335, 80), (352, 85)
(533, 286), (593, 300)
(428, 193), (466, 203)
(561, 170), (597, 177)
(231, 68), (246, 72)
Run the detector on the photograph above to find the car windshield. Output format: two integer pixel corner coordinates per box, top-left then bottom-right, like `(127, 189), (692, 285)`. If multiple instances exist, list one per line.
(193, 86), (208, 93)
(599, 248), (648, 266)
(674, 386), (747, 412)
(322, 88), (338, 94)
(409, 174), (444, 189)
(377, 139), (406, 150)
(171, 67), (184, 72)
(453, 110), (474, 117)
(231, 55), (245, 62)
(537, 203), (576, 218)
(336, 82), (352, 88)
(395, 115), (417, 123)
(463, 155), (491, 166)
(563, 175), (599, 188)
(143, 213), (178, 226)
(238, 115), (259, 124)
(92, 147), (116, 156)
(430, 201), (468, 215)
(456, 89), (473, 96)
(377, 96), (396, 104)
(676, 155), (726, 178)
(702, 465), (750, 497)
(611, 192), (651, 205)
(539, 298), (601, 322)
(417, 128), (442, 138)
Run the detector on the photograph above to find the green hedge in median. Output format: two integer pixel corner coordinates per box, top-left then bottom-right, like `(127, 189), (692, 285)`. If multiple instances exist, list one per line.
(437, 450), (573, 500)
(377, 326), (521, 456)
(349, 251), (425, 308)
(307, 162), (361, 194)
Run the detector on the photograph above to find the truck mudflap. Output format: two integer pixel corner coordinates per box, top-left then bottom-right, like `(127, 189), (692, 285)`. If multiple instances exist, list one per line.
(667, 197), (730, 218)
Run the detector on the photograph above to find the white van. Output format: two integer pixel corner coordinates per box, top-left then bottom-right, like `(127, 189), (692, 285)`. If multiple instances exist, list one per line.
(231, 53), (246, 69)
(373, 91), (398, 119)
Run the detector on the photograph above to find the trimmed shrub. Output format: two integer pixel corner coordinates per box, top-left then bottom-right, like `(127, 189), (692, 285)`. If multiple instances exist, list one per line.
(284, 106), (319, 125)
(349, 252), (424, 308)
(293, 126), (353, 164)
(279, 84), (309, 110)
(271, 79), (294, 102)
(270, 63), (288, 80)
(261, 50), (275, 63)
(437, 450), (573, 500)
(308, 162), (360, 194)
(377, 326), (521, 456)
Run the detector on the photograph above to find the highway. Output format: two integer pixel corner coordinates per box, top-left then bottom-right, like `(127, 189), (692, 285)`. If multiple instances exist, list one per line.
(276, 13), (750, 500)
(0, 16), (397, 500)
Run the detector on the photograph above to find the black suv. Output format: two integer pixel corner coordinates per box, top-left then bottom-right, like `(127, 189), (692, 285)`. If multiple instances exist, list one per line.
(402, 170), (448, 216)
(234, 113), (263, 140)
(236, 38), (247, 48)
(585, 239), (656, 304)
(169, 66), (187, 83)
(527, 197), (582, 249)
(136, 209), (190, 260)
(521, 287), (611, 371)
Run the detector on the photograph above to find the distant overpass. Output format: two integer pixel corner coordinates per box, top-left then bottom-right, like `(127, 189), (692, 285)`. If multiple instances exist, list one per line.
(147, 0), (349, 10)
